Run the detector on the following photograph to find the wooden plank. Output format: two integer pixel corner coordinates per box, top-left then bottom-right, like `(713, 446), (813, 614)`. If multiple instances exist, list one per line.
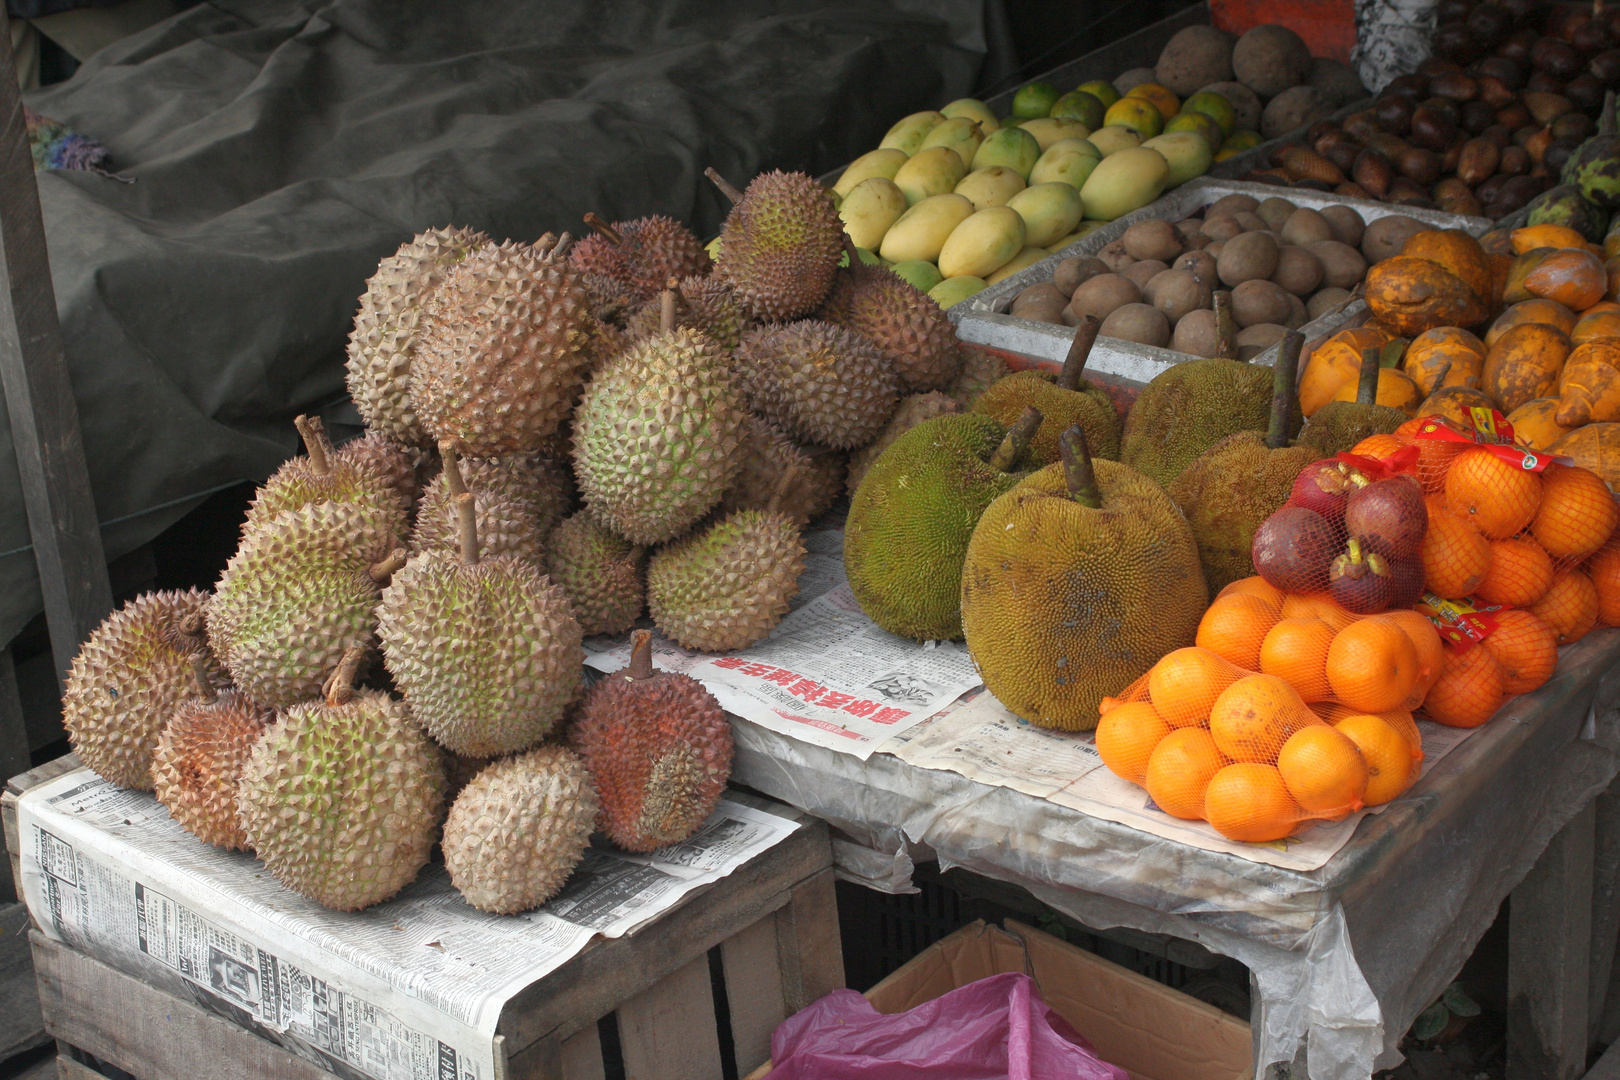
(56, 1054), (98, 1080)
(1, 901), (45, 1059)
(614, 955), (723, 1080)
(1510, 801), (1596, 1080)
(774, 867), (844, 1015)
(0, 647), (28, 901)
(32, 931), (343, 1080)
(558, 1024), (606, 1080)
(7, 750), (82, 796)
(721, 916), (787, 1076)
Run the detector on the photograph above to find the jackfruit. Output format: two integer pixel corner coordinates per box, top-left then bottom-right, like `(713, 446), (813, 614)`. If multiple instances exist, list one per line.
(819, 261), (963, 392)
(648, 508), (806, 652)
(973, 317), (1120, 463)
(739, 320), (899, 450)
(1298, 343), (1409, 454)
(709, 168), (844, 320)
(152, 658), (272, 850)
(846, 392), (962, 495)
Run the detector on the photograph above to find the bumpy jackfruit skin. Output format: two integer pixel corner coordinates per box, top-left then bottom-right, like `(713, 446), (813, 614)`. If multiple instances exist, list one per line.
(571, 216), (712, 304)
(739, 320), (899, 450)
(961, 459), (1209, 730)
(847, 415), (1033, 642)
(573, 327), (747, 545)
(1167, 433), (1317, 593)
(346, 226), (488, 445)
(715, 170), (844, 321)
(647, 510), (806, 652)
(64, 590), (222, 791)
(719, 415), (843, 526)
(238, 690), (444, 911)
(1297, 401), (1409, 456)
(208, 502), (404, 709)
(846, 392), (962, 495)
(820, 263), (963, 392)
(412, 465), (549, 565)
(1119, 358), (1277, 487)
(411, 240), (597, 456)
(152, 688), (272, 850)
(569, 666), (732, 853)
(545, 510), (647, 636)
(948, 347), (1010, 408)
(973, 372), (1120, 464)
(244, 444), (409, 537)
(442, 746), (598, 914)
(378, 552), (584, 757)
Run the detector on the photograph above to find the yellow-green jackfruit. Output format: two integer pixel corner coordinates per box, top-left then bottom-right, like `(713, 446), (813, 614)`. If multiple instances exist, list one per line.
(973, 316), (1119, 463)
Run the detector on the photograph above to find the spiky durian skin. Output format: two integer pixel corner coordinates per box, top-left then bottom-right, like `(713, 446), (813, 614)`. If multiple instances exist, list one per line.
(64, 590), (222, 791)
(545, 511), (646, 636)
(153, 689), (272, 850)
(647, 510), (806, 652)
(411, 240), (597, 457)
(715, 171), (844, 321)
(442, 746), (598, 914)
(462, 453), (576, 540)
(740, 320), (899, 450)
(333, 433), (433, 511)
(625, 275), (751, 353)
(243, 448), (409, 537)
(346, 226), (488, 445)
(378, 552), (583, 757)
(573, 327), (747, 545)
(238, 690), (444, 911)
(208, 502), (403, 709)
(948, 347), (1010, 408)
(719, 416), (844, 527)
(570, 666), (732, 853)
(820, 264), (963, 393)
(412, 471), (547, 566)
(846, 392), (962, 495)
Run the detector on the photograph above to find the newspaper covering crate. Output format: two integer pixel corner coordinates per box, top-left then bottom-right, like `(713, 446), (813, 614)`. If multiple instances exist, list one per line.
(3, 756), (840, 1080)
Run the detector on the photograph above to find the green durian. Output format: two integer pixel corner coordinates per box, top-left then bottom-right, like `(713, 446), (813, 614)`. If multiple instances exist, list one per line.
(648, 509), (806, 652)
(710, 168), (844, 321)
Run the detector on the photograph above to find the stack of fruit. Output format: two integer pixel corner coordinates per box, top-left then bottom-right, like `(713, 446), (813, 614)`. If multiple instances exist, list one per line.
(60, 168), (989, 912)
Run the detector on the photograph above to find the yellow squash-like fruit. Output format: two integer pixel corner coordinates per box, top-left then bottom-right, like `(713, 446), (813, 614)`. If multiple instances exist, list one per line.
(152, 662), (272, 851)
(648, 509), (806, 652)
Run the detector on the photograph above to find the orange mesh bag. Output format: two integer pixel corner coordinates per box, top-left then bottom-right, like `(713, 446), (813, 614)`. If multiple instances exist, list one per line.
(1422, 641), (1507, 728)
(1588, 533), (1620, 625)
(1312, 700), (1424, 764)
(1480, 608), (1559, 695)
(1529, 569), (1601, 644)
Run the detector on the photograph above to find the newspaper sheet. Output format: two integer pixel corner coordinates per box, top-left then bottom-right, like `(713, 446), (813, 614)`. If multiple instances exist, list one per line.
(887, 693), (1478, 872)
(17, 768), (801, 1080)
(584, 528), (982, 760)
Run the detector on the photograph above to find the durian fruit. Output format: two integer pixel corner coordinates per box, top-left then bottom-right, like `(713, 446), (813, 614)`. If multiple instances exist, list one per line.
(648, 508), (806, 652)
(445, 751), (498, 801)
(411, 234), (597, 457)
(846, 391), (962, 495)
(973, 317), (1121, 464)
(462, 451), (576, 539)
(1298, 344), (1409, 455)
(442, 745), (598, 914)
(209, 501), (407, 709)
(720, 415), (844, 527)
(709, 168), (844, 321)
(237, 647), (444, 911)
(63, 589), (221, 791)
(1168, 332), (1318, 592)
(379, 493), (583, 757)
(846, 409), (1042, 641)
(152, 658), (272, 850)
(949, 347), (1010, 408)
(332, 430), (433, 511)
(1118, 292), (1278, 488)
(740, 320), (899, 450)
(346, 225), (489, 445)
(573, 293), (747, 544)
(624, 274), (752, 353)
(573, 213), (712, 303)
(570, 629), (733, 852)
(545, 509), (647, 637)
(961, 427), (1209, 730)
(413, 445), (548, 564)
(244, 415), (408, 536)
(820, 260), (963, 392)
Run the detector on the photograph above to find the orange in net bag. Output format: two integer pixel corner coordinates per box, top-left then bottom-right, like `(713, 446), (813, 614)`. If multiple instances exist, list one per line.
(1258, 617), (1336, 702)
(1588, 534), (1620, 626)
(1474, 536), (1554, 607)
(1204, 763), (1303, 843)
(1325, 617), (1420, 713)
(1421, 495), (1493, 598)
(1334, 713), (1419, 806)
(1530, 462), (1620, 563)
(1147, 647), (1245, 728)
(1530, 569), (1601, 645)
(1094, 701), (1171, 784)
(1208, 674), (1325, 763)
(1276, 725), (1369, 817)
(1378, 608), (1446, 708)
(1312, 700), (1424, 763)
(1143, 728), (1226, 820)
(1423, 643), (1507, 728)
(1479, 608), (1558, 696)
(1195, 592), (1279, 670)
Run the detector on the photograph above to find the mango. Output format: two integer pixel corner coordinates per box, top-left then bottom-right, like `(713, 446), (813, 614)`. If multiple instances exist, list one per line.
(920, 116), (987, 168)
(941, 98), (999, 134)
(986, 246), (1052, 285)
(1013, 81), (1061, 120)
(834, 148), (909, 198)
(1007, 183), (1084, 247)
(971, 126), (1042, 179)
(1077, 80), (1121, 108)
(879, 193), (975, 264)
(1018, 117), (1093, 152)
(1079, 147), (1170, 221)
(880, 111), (946, 155)
(1182, 91), (1237, 136)
(1141, 131), (1213, 187)
(890, 259), (945, 293)
(955, 166), (1027, 210)
(929, 276), (988, 308)
(1164, 110), (1224, 150)
(1104, 97), (1163, 138)
(1030, 139), (1102, 189)
(1087, 125), (1144, 156)
(938, 206), (1027, 279)
(892, 146), (969, 206)
(1050, 90), (1105, 129)
(839, 177), (909, 251)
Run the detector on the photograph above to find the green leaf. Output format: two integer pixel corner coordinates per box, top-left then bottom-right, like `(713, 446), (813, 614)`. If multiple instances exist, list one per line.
(1413, 1002), (1450, 1041)
(1380, 339), (1408, 369)
(1443, 984), (1481, 1018)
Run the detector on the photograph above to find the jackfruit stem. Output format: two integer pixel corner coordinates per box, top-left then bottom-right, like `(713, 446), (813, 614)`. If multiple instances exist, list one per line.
(1213, 291), (1237, 360)
(1057, 316), (1100, 391)
(583, 212), (624, 247)
(705, 167), (744, 206)
(1059, 425), (1102, 509)
(989, 406), (1044, 472)
(368, 548), (407, 583)
(294, 415), (331, 476)
(1357, 346), (1380, 406)
(626, 629), (655, 681)
(439, 440), (467, 498)
(323, 645), (366, 707)
(661, 286), (677, 335)
(456, 493), (480, 565)
(189, 655), (217, 704)
(1269, 331), (1303, 450)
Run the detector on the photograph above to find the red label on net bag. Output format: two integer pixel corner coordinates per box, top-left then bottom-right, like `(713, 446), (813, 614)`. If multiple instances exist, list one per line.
(1410, 410), (1564, 472)
(1336, 444), (1420, 479)
(1419, 593), (1504, 649)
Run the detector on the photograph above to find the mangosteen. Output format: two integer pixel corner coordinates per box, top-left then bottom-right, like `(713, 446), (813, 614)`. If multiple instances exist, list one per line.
(1289, 461), (1362, 523)
(1345, 476), (1428, 559)
(1387, 556), (1427, 609)
(1329, 539), (1396, 614)
(1252, 506), (1340, 594)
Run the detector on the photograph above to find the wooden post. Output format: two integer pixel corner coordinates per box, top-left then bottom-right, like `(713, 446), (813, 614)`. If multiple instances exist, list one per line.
(0, 8), (113, 688)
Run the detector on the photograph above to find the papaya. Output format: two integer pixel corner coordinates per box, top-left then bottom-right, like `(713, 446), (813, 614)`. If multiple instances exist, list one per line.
(1522, 248), (1609, 311)
(1331, 367), (1424, 414)
(1299, 326), (1394, 417)
(1506, 397), (1576, 450)
(1556, 342), (1620, 425)
(1548, 424), (1620, 490)
(1365, 256), (1491, 336)
(1485, 298), (1579, 347)
(1403, 326), (1486, 395)
(1483, 322), (1572, 413)
(1400, 229), (1494, 306)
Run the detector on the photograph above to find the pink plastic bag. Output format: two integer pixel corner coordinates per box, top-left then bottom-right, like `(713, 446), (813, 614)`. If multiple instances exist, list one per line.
(766, 971), (1131, 1080)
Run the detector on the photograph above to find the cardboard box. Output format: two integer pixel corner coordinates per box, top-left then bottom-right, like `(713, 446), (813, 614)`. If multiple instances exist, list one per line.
(748, 919), (1252, 1080)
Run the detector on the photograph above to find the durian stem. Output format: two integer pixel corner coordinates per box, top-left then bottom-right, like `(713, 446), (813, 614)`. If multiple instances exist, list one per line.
(583, 212), (624, 247)
(369, 547), (407, 583)
(661, 286), (676, 335)
(189, 655), (216, 704)
(294, 415), (331, 476)
(439, 440), (467, 498)
(626, 629), (655, 681)
(1059, 425), (1102, 509)
(989, 406), (1044, 472)
(323, 645), (366, 707)
(705, 167), (744, 206)
(533, 232), (558, 257)
(1214, 292), (1238, 361)
(552, 232), (574, 260)
(178, 611), (206, 637)
(1357, 346), (1381, 406)
(841, 232), (862, 267)
(1268, 331), (1303, 450)
(456, 493), (480, 565)
(1057, 316), (1100, 391)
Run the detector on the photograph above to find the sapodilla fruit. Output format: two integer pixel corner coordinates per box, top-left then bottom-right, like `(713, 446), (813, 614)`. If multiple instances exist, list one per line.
(244, 415), (408, 537)
(152, 658), (272, 850)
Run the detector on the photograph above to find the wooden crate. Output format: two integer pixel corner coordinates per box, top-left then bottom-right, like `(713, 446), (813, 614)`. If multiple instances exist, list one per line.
(5, 756), (842, 1080)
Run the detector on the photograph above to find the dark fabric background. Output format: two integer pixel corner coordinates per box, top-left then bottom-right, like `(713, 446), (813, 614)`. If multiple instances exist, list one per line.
(0, 0), (1000, 646)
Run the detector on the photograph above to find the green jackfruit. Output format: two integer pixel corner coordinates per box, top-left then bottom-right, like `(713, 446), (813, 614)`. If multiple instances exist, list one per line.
(972, 317), (1119, 463)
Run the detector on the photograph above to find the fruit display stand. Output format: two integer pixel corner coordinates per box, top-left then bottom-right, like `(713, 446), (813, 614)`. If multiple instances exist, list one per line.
(2, 754), (841, 1080)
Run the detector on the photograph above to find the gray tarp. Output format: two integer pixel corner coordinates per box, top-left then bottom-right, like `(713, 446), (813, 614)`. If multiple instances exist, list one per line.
(1, 0), (1003, 647)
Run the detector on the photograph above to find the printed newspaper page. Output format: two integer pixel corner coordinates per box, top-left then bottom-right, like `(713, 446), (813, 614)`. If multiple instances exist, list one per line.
(584, 528), (983, 760)
(18, 768), (800, 1080)
(888, 693), (1478, 872)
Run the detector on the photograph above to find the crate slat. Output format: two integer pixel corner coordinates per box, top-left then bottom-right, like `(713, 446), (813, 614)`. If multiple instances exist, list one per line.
(557, 1024), (605, 1080)
(721, 916), (787, 1074)
(615, 955), (723, 1080)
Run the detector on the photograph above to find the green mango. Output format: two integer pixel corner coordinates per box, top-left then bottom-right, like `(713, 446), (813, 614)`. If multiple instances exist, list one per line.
(1181, 92), (1237, 136)
(1079, 147), (1170, 221)
(1076, 80), (1120, 108)
(1029, 141), (1102, 190)
(880, 111), (946, 155)
(838, 177), (909, 250)
(1013, 81), (1061, 120)
(929, 276), (988, 308)
(1049, 90), (1105, 129)
(956, 165), (1027, 210)
(1141, 131), (1213, 187)
(892, 146), (970, 206)
(920, 116), (988, 168)
(891, 259), (945, 292)
(971, 126), (1043, 179)
(1019, 118), (1093, 152)
(1006, 183), (1084, 247)
(834, 148), (909, 198)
